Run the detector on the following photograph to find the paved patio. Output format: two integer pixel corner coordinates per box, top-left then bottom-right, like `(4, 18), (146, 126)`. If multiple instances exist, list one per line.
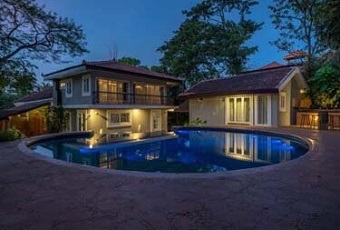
(0, 128), (340, 230)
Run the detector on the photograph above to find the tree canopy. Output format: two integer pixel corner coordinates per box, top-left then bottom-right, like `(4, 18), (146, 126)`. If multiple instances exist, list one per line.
(269, 0), (329, 78)
(309, 64), (340, 108)
(316, 0), (340, 49)
(269, 0), (340, 108)
(118, 56), (141, 67)
(0, 0), (87, 64)
(158, 0), (262, 87)
(0, 0), (87, 106)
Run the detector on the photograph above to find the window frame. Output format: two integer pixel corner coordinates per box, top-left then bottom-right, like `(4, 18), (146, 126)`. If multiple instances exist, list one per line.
(107, 110), (132, 127)
(82, 75), (91, 96)
(59, 82), (66, 89)
(65, 79), (73, 98)
(279, 92), (287, 112)
(150, 110), (162, 132)
(98, 78), (129, 103)
(255, 95), (272, 126)
(227, 96), (251, 124)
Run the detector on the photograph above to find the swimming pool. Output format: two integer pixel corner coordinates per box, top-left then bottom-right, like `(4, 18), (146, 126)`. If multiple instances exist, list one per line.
(29, 128), (309, 173)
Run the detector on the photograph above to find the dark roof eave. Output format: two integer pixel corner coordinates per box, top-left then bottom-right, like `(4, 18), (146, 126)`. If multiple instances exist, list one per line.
(86, 64), (182, 83)
(43, 63), (182, 83)
(43, 64), (85, 78)
(179, 89), (279, 99)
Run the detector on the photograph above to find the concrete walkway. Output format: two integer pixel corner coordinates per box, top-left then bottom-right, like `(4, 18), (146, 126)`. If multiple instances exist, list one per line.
(0, 128), (340, 229)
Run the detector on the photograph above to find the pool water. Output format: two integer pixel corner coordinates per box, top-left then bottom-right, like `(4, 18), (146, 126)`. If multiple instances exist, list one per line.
(29, 128), (309, 173)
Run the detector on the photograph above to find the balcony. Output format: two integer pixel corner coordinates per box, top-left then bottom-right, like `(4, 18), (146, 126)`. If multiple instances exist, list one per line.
(94, 91), (172, 105)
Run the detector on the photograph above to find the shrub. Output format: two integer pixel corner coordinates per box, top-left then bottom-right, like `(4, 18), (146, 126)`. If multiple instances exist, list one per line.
(308, 64), (340, 108)
(0, 128), (26, 142)
(187, 117), (207, 126)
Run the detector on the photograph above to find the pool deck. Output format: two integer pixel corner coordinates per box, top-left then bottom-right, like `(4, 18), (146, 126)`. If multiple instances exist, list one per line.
(0, 127), (340, 229)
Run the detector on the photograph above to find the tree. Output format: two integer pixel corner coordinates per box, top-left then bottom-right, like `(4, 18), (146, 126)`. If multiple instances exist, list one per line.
(316, 0), (340, 49)
(0, 0), (87, 64)
(0, 93), (17, 109)
(150, 65), (168, 74)
(308, 64), (340, 108)
(118, 57), (141, 66)
(269, 0), (328, 79)
(36, 81), (52, 91)
(0, 0), (87, 103)
(158, 0), (262, 86)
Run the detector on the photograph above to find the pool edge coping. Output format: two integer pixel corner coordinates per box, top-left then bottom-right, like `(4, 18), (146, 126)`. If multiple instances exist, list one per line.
(18, 128), (316, 179)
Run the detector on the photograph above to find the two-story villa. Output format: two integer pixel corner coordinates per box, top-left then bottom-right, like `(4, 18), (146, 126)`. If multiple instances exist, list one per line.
(43, 60), (182, 142)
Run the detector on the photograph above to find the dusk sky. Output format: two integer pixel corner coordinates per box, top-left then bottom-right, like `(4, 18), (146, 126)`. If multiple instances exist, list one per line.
(35, 0), (287, 82)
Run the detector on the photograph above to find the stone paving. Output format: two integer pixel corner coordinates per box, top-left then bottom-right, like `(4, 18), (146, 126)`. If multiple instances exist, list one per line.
(0, 128), (340, 230)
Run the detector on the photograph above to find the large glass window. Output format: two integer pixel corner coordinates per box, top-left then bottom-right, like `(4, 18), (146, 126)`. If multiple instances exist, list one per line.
(244, 98), (250, 122)
(257, 95), (268, 125)
(229, 99), (234, 121)
(133, 84), (164, 104)
(98, 79), (128, 103)
(228, 97), (251, 123)
(151, 110), (162, 132)
(133, 84), (145, 104)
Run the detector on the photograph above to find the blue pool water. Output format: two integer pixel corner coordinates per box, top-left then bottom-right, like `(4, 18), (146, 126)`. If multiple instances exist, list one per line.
(29, 128), (309, 173)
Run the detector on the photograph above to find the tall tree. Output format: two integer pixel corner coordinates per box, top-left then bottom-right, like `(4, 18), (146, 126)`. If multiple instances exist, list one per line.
(316, 0), (340, 49)
(158, 0), (262, 86)
(269, 0), (328, 79)
(0, 0), (87, 99)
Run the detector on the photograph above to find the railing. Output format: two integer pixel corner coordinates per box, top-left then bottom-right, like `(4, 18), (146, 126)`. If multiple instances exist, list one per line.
(94, 91), (172, 105)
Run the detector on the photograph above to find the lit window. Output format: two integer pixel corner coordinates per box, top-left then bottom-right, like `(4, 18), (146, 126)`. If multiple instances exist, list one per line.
(280, 92), (286, 112)
(60, 82), (66, 89)
(65, 79), (72, 97)
(107, 110), (131, 127)
(110, 113), (120, 124)
(98, 79), (128, 103)
(120, 113), (130, 123)
(82, 75), (91, 96)
(228, 96), (251, 123)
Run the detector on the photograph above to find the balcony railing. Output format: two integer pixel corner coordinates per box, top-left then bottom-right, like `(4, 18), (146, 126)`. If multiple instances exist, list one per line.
(94, 91), (172, 105)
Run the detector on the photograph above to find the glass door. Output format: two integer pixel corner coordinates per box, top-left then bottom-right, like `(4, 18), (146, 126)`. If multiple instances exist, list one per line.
(228, 97), (251, 123)
(256, 95), (270, 125)
(77, 110), (87, 131)
(150, 110), (162, 132)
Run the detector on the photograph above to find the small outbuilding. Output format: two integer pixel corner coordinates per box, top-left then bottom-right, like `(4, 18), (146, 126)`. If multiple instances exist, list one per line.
(179, 65), (307, 127)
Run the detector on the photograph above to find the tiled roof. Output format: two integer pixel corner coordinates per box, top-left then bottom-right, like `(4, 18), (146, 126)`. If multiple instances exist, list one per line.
(0, 101), (50, 120)
(43, 60), (181, 82)
(85, 60), (181, 82)
(14, 88), (53, 103)
(179, 66), (296, 98)
(260, 61), (282, 69)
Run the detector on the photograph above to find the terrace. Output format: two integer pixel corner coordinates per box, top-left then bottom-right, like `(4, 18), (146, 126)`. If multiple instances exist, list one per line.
(0, 127), (339, 229)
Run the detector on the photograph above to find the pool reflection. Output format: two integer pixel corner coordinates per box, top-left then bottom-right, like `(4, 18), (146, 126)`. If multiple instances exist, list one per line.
(30, 130), (308, 173)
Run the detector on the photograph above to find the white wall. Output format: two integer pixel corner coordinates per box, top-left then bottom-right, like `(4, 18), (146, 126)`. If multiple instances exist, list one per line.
(279, 82), (292, 126)
(189, 97), (225, 125)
